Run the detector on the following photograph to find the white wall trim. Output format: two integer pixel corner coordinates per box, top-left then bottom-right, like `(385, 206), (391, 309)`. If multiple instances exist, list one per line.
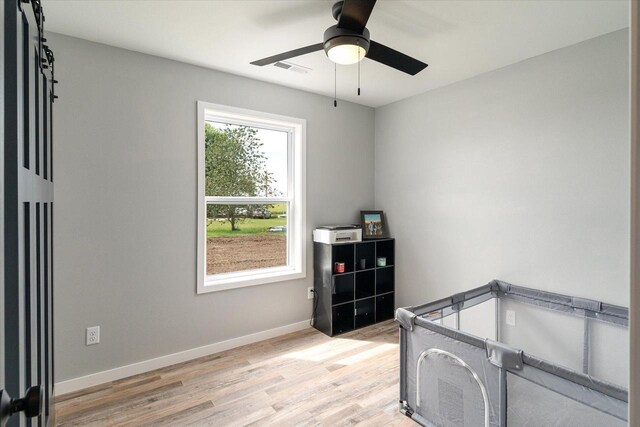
(630, 1), (639, 423)
(55, 320), (310, 396)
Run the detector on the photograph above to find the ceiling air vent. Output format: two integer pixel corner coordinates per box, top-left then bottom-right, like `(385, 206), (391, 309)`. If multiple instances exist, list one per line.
(274, 61), (291, 69)
(273, 61), (311, 74)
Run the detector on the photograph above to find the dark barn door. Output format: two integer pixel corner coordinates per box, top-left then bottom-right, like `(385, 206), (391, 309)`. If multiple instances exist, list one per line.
(1, 1), (56, 426)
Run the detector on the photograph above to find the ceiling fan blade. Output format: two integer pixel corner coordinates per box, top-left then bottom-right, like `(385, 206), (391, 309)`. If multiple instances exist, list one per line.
(250, 43), (324, 66)
(337, 0), (377, 33)
(366, 40), (428, 75)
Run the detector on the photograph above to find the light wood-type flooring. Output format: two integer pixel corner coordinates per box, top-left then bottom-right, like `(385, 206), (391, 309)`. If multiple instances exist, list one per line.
(55, 320), (416, 426)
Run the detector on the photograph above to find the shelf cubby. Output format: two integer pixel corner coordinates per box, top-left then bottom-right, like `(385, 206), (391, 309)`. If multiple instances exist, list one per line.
(375, 239), (395, 266)
(332, 273), (355, 305)
(376, 293), (395, 322)
(376, 266), (394, 294)
(356, 270), (375, 300)
(355, 297), (376, 328)
(332, 243), (355, 274)
(356, 241), (376, 271)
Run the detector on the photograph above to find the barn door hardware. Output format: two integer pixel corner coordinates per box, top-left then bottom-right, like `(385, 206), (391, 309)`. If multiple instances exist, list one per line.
(0, 387), (43, 426)
(43, 45), (58, 100)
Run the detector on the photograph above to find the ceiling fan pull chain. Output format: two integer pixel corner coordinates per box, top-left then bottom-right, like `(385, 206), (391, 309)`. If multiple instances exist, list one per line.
(358, 41), (361, 96)
(334, 63), (338, 107)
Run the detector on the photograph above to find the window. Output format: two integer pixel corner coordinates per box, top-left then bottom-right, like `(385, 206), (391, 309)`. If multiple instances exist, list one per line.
(197, 102), (306, 293)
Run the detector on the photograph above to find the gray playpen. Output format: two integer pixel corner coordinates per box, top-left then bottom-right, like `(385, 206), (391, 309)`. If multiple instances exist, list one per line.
(395, 280), (629, 427)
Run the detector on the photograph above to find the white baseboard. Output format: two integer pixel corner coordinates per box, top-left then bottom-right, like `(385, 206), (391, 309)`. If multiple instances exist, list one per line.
(55, 320), (310, 396)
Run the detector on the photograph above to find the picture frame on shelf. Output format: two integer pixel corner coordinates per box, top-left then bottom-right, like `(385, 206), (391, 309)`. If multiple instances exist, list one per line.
(360, 210), (389, 239)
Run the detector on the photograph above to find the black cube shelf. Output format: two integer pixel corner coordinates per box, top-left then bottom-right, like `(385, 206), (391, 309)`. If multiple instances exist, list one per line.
(312, 238), (395, 337)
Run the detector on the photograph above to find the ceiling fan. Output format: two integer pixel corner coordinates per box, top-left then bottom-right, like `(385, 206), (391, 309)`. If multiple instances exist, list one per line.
(250, 0), (428, 76)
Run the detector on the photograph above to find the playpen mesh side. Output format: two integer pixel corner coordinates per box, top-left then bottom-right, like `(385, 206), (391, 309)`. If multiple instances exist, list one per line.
(497, 296), (628, 386)
(506, 369), (627, 426)
(403, 325), (501, 427)
(417, 349), (488, 427)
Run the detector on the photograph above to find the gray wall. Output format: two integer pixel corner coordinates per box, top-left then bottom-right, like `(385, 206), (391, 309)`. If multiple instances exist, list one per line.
(50, 33), (375, 381)
(375, 30), (630, 308)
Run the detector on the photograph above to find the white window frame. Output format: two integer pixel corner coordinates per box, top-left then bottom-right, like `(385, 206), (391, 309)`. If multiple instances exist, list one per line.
(196, 101), (306, 293)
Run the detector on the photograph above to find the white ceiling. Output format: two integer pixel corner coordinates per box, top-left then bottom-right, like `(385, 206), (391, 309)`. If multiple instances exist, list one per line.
(42, 0), (629, 108)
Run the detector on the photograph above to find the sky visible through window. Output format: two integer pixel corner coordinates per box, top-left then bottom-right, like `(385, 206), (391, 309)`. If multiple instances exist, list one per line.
(208, 121), (288, 196)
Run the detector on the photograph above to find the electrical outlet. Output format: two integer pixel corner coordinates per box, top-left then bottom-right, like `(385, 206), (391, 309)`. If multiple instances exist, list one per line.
(506, 310), (516, 327)
(307, 287), (314, 300)
(86, 326), (100, 346)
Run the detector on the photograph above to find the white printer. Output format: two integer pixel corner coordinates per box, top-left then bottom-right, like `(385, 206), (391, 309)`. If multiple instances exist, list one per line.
(313, 225), (362, 244)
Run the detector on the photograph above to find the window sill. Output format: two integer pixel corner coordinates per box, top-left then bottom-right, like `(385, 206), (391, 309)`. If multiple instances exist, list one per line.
(197, 266), (305, 294)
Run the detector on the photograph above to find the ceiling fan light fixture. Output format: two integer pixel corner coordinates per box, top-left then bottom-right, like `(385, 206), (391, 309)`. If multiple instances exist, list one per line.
(326, 43), (367, 65)
(323, 25), (370, 65)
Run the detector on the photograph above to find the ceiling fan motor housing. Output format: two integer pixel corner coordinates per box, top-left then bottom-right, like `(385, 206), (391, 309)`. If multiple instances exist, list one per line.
(323, 25), (370, 57)
(331, 1), (345, 21)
